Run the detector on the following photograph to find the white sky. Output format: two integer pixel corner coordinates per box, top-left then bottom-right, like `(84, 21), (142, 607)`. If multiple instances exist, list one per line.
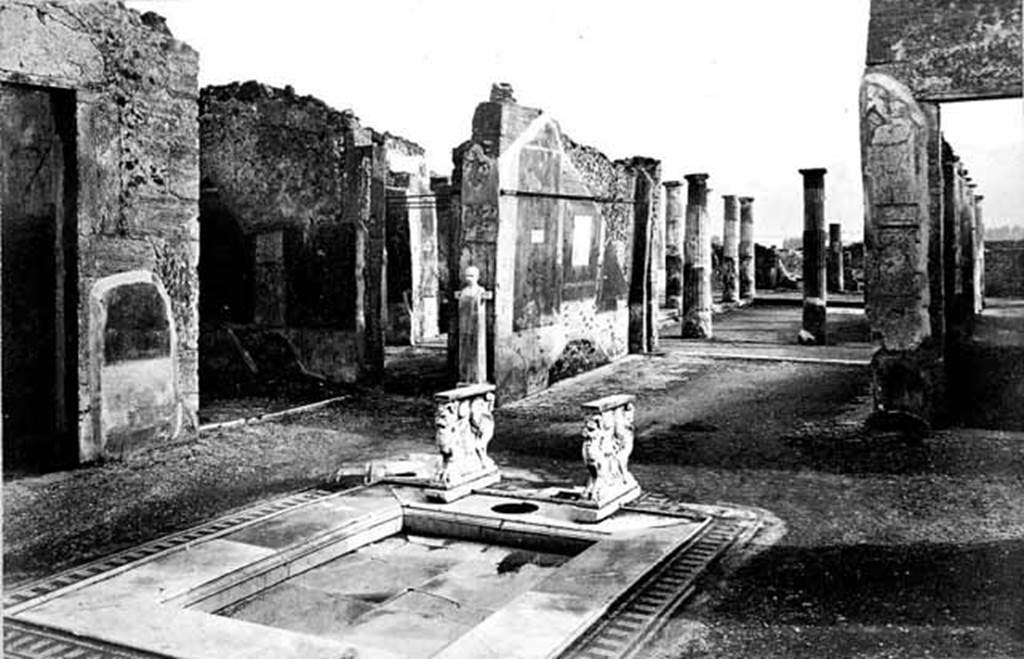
(129, 0), (1024, 246)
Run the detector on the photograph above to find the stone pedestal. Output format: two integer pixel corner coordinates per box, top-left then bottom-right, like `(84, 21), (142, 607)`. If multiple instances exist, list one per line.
(664, 181), (685, 314)
(827, 223), (844, 293)
(738, 197), (756, 304)
(426, 383), (500, 502)
(682, 173), (712, 338)
(573, 394), (640, 523)
(456, 266), (491, 385)
(799, 168), (828, 345)
(721, 195), (740, 304)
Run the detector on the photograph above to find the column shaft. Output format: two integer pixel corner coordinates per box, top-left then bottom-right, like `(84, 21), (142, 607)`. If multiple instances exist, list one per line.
(663, 181), (684, 314)
(682, 173), (712, 338)
(827, 223), (844, 293)
(721, 195), (740, 303)
(799, 168), (827, 345)
(738, 197), (756, 303)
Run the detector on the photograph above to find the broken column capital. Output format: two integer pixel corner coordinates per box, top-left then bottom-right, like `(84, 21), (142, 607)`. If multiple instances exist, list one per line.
(663, 180), (683, 188)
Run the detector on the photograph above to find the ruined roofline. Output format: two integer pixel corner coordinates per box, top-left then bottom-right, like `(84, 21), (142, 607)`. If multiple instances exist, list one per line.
(200, 81), (354, 118)
(24, 0), (197, 56)
(199, 81), (427, 154)
(381, 131), (427, 157)
(560, 130), (657, 173)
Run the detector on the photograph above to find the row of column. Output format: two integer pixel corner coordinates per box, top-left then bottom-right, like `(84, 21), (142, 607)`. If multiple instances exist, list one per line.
(664, 175), (756, 339)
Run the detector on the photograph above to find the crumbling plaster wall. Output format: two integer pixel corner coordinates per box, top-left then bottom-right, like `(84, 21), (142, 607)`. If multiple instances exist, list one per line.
(0, 0), (200, 461)
(456, 92), (643, 402)
(199, 81), (367, 382)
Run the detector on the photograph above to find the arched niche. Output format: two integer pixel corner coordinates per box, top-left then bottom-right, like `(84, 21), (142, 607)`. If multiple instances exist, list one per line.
(85, 270), (181, 461)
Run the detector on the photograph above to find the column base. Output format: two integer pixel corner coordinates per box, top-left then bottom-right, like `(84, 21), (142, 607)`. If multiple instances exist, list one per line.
(682, 312), (713, 339)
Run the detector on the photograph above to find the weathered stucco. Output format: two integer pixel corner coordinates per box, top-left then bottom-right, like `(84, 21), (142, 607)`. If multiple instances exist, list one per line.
(453, 88), (654, 403)
(1, 0), (200, 463)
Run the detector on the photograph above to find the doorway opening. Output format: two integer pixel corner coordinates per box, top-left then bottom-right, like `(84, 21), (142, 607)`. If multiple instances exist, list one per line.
(1, 83), (79, 472)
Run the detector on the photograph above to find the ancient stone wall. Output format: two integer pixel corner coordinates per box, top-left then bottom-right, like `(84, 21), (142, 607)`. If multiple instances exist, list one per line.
(0, 1), (200, 462)
(866, 0), (1022, 101)
(985, 240), (1024, 297)
(199, 81), (366, 383)
(453, 89), (645, 402)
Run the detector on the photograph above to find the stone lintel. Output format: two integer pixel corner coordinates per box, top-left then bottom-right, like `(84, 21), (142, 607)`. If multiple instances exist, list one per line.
(435, 382), (496, 402)
(582, 394), (636, 413)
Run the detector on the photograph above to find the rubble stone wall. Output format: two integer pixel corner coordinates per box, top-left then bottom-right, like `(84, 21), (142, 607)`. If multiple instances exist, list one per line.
(866, 0), (1022, 101)
(0, 1), (200, 462)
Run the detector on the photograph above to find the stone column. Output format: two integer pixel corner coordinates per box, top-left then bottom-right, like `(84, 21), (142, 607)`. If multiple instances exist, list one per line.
(960, 172), (976, 324)
(682, 173), (712, 338)
(663, 181), (684, 314)
(799, 168), (828, 345)
(967, 183), (983, 314)
(974, 193), (985, 310)
(827, 223), (844, 293)
(721, 195), (740, 303)
(738, 197), (756, 303)
(941, 147), (963, 344)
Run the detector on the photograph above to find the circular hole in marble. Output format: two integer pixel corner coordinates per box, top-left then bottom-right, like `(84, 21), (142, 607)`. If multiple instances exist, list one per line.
(491, 502), (539, 515)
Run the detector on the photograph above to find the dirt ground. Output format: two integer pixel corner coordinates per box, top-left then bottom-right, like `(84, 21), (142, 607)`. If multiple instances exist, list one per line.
(4, 335), (1023, 657)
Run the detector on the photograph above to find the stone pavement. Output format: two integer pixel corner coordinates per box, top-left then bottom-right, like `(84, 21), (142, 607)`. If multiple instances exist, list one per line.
(4, 301), (1023, 658)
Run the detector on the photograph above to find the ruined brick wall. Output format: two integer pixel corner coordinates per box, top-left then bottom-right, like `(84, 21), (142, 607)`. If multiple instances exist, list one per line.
(866, 0), (1022, 101)
(985, 240), (1024, 297)
(0, 0), (199, 461)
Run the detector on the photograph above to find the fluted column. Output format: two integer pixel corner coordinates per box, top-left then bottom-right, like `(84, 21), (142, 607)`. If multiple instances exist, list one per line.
(721, 195), (740, 303)
(799, 168), (827, 345)
(682, 173), (712, 338)
(738, 197), (756, 303)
